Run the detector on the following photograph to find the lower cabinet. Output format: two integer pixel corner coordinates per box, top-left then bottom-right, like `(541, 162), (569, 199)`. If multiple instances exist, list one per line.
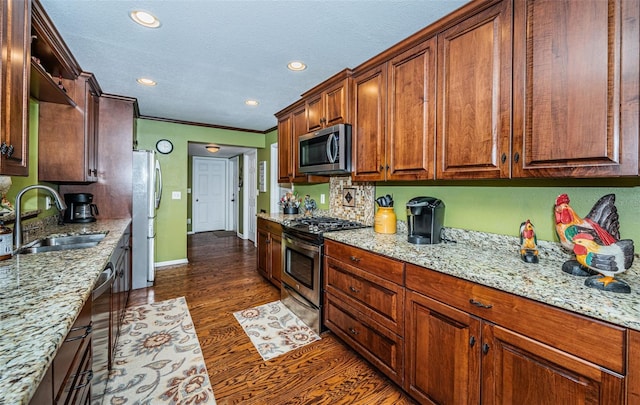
(256, 218), (282, 287)
(111, 226), (131, 355)
(30, 299), (93, 405)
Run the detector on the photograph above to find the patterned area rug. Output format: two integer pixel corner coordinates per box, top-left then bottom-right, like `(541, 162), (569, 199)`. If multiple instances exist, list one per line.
(233, 300), (321, 361)
(101, 297), (216, 404)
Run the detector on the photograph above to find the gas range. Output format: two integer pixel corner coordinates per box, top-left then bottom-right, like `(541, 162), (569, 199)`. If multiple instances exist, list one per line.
(282, 216), (368, 244)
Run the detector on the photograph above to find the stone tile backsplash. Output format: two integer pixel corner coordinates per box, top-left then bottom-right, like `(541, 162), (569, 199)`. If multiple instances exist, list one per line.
(329, 176), (375, 225)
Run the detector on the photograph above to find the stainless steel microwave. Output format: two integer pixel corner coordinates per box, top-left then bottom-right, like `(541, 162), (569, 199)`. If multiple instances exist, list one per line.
(298, 124), (351, 175)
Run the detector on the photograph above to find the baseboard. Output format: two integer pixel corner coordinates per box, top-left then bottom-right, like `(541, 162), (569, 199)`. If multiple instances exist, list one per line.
(155, 258), (189, 268)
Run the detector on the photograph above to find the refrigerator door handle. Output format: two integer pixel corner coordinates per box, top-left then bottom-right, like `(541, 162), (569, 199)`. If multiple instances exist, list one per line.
(155, 159), (163, 209)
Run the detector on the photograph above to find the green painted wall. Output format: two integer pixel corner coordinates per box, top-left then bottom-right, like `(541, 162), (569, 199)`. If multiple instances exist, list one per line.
(136, 119), (265, 263)
(259, 177), (640, 244)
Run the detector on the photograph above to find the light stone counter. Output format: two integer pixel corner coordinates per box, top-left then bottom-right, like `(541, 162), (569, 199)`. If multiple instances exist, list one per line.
(0, 218), (131, 405)
(259, 213), (640, 332)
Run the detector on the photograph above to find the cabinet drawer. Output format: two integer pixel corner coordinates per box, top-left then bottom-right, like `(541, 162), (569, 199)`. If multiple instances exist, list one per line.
(325, 296), (404, 384)
(325, 256), (404, 334)
(324, 240), (404, 284)
(257, 217), (282, 235)
(406, 264), (626, 374)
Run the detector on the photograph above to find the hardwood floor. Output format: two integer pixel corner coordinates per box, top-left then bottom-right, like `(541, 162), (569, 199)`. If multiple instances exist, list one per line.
(127, 232), (416, 405)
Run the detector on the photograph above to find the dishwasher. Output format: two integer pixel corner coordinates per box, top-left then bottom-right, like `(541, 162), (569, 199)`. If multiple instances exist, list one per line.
(91, 262), (114, 403)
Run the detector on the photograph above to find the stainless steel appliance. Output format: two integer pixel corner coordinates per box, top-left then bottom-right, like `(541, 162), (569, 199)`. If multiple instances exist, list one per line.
(132, 150), (163, 289)
(91, 262), (115, 403)
(406, 197), (445, 244)
(281, 217), (367, 334)
(298, 123), (352, 174)
(63, 193), (98, 223)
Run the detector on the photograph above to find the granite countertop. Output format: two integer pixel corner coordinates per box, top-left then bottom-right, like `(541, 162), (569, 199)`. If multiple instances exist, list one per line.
(259, 213), (640, 332)
(0, 218), (131, 405)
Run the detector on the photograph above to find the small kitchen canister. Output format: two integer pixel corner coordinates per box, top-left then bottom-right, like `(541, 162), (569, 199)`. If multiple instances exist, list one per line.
(0, 221), (12, 260)
(374, 207), (396, 234)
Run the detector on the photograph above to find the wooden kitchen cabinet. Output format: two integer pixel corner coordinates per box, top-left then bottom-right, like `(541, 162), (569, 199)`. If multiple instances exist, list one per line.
(303, 69), (351, 132)
(0, 0), (31, 176)
(112, 226), (131, 355)
(405, 263), (626, 405)
(436, 0), (512, 180)
(511, 0), (639, 177)
(30, 298), (93, 405)
(39, 72), (101, 182)
(276, 100), (307, 183)
(351, 36), (437, 181)
(323, 239), (405, 385)
(256, 218), (282, 287)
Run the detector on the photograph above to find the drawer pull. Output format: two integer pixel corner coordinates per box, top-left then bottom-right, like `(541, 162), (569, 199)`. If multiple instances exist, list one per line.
(348, 327), (359, 336)
(70, 370), (93, 391)
(469, 336), (476, 347)
(349, 286), (360, 294)
(469, 299), (493, 309)
(482, 343), (490, 355)
(65, 325), (92, 342)
(349, 256), (361, 263)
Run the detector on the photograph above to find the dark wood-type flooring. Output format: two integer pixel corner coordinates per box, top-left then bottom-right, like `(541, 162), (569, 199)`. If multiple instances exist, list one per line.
(127, 231), (416, 405)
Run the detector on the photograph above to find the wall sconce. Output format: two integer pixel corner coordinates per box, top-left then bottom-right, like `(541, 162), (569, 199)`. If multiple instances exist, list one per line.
(206, 145), (220, 153)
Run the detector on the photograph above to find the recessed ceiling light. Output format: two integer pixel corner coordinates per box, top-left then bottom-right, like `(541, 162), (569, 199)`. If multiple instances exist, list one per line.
(130, 10), (161, 28)
(287, 61), (307, 71)
(137, 78), (157, 86)
(245, 100), (259, 106)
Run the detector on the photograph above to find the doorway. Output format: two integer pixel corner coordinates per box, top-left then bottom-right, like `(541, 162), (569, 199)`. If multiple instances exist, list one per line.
(192, 156), (228, 232)
(243, 150), (257, 244)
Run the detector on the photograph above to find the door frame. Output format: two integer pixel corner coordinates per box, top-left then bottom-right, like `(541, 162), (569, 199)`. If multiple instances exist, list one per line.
(242, 149), (257, 244)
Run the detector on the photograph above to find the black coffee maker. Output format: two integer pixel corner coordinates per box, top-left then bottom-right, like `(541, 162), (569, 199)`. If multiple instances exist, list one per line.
(63, 193), (99, 223)
(406, 197), (444, 244)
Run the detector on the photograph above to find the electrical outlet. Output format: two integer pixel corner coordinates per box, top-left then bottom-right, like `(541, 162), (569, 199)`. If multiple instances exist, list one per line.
(187, 218), (191, 225)
(172, 191), (181, 200)
(320, 194), (325, 204)
(45, 196), (52, 210)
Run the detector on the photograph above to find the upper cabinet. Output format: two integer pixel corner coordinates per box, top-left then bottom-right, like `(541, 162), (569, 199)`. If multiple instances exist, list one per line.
(0, 0), (31, 176)
(276, 100), (307, 183)
(303, 69), (351, 132)
(352, 37), (437, 181)
(511, 0), (639, 177)
(436, 0), (512, 180)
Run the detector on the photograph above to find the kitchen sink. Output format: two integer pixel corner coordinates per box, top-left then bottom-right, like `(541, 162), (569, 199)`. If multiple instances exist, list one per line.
(17, 233), (107, 254)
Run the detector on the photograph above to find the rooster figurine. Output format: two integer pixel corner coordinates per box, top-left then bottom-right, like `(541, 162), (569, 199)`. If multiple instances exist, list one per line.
(572, 233), (634, 293)
(554, 193), (621, 276)
(519, 219), (539, 263)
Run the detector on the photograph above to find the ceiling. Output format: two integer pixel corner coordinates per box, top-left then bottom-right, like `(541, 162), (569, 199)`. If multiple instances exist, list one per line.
(39, 0), (469, 135)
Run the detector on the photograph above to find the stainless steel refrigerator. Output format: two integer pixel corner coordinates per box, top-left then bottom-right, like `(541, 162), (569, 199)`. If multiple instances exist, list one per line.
(132, 150), (162, 289)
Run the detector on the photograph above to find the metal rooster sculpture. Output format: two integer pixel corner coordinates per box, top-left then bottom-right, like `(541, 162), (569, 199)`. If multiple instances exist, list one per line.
(554, 193), (634, 293)
(519, 219), (539, 263)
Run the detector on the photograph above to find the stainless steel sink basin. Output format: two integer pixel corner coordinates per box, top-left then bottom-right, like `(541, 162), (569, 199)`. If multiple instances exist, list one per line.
(18, 233), (107, 254)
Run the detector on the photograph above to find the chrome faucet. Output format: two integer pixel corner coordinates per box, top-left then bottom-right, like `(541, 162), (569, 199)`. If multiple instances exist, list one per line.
(14, 185), (67, 250)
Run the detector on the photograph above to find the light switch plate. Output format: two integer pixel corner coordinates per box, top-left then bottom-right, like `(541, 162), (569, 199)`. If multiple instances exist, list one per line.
(172, 191), (181, 199)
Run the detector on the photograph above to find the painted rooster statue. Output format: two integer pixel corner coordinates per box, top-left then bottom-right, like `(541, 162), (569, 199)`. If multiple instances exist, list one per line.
(519, 219), (539, 263)
(554, 193), (634, 292)
(572, 233), (634, 293)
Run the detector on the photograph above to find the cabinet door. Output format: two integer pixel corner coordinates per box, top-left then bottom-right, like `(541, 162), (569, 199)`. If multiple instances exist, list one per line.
(306, 93), (323, 132)
(277, 114), (293, 183)
(85, 84), (99, 182)
(387, 37), (436, 181)
(436, 0), (512, 179)
(257, 227), (270, 280)
(405, 290), (481, 405)
(291, 105), (307, 183)
(0, 0), (30, 176)
(324, 81), (348, 127)
(482, 324), (624, 405)
(352, 64), (387, 181)
(270, 232), (282, 286)
(512, 0), (639, 177)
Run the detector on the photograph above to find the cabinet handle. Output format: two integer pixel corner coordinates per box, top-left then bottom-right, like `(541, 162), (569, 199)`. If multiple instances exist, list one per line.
(469, 299), (493, 309)
(65, 325), (92, 342)
(501, 153), (507, 164)
(482, 343), (490, 355)
(71, 369), (93, 390)
(349, 256), (360, 263)
(349, 286), (360, 294)
(514, 152), (520, 163)
(469, 336), (476, 347)
(348, 327), (359, 335)
(379, 165), (385, 171)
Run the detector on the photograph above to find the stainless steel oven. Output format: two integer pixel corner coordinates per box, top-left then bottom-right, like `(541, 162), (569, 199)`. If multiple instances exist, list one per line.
(281, 233), (322, 334)
(280, 217), (368, 335)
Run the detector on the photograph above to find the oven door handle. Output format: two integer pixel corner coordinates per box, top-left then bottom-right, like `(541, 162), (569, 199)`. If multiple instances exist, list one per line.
(283, 235), (321, 253)
(283, 284), (318, 311)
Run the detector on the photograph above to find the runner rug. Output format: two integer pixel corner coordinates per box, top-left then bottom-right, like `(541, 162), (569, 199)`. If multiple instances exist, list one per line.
(102, 297), (216, 404)
(233, 300), (321, 361)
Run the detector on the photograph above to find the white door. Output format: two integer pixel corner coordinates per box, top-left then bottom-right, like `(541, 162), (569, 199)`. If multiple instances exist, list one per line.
(245, 150), (257, 243)
(193, 157), (227, 232)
